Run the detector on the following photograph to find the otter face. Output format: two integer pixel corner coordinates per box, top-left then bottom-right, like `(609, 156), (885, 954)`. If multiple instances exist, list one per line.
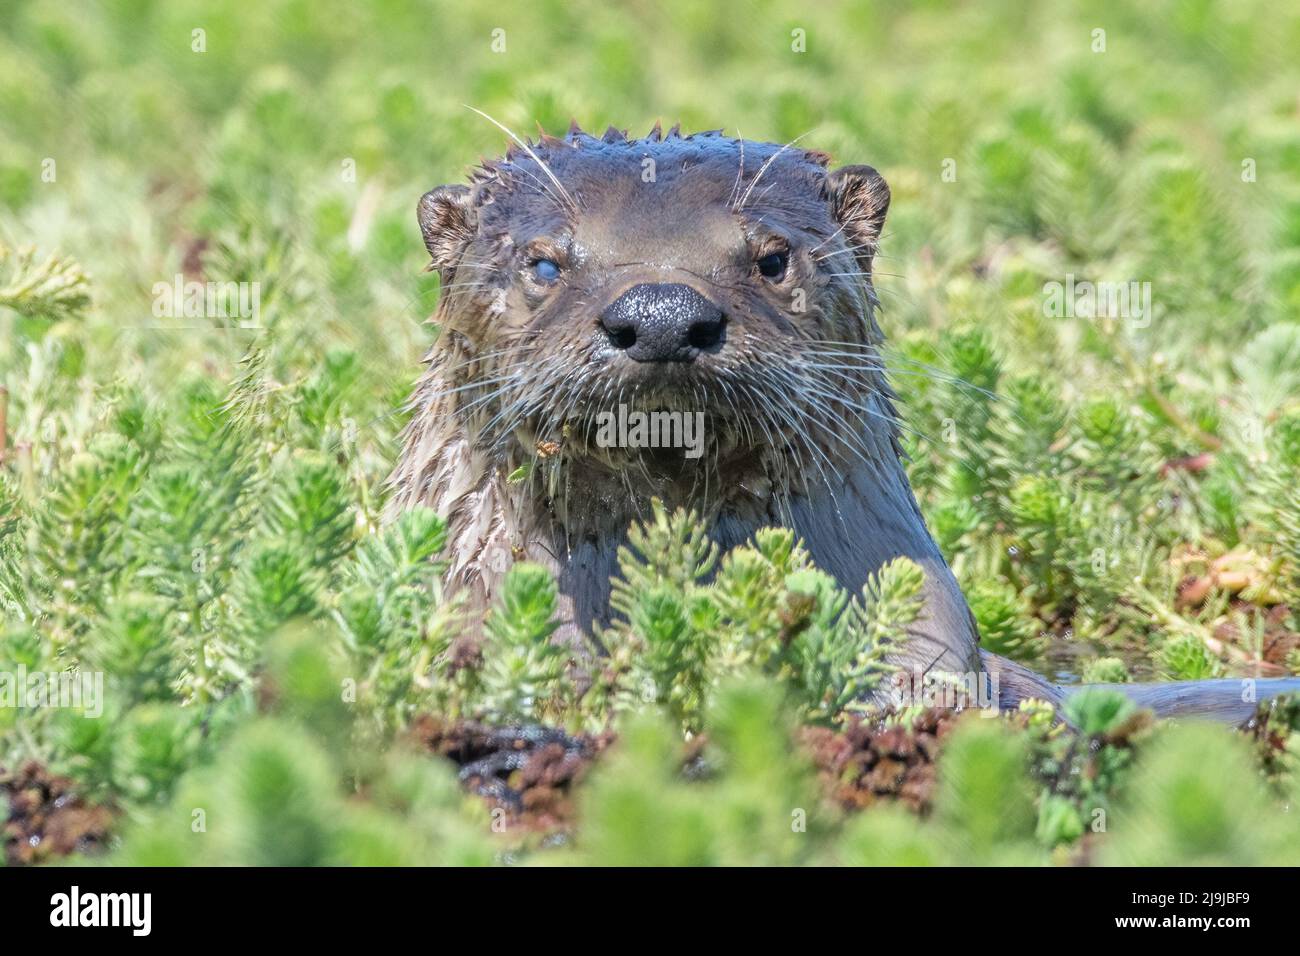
(416, 125), (896, 497)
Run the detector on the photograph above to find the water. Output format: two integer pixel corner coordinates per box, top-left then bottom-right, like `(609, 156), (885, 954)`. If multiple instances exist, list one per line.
(1043, 635), (1155, 685)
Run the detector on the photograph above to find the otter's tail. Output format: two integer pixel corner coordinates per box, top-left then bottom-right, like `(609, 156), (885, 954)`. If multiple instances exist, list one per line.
(981, 651), (1300, 724)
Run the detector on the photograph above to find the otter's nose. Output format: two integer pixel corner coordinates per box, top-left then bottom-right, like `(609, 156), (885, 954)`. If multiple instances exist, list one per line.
(599, 283), (725, 362)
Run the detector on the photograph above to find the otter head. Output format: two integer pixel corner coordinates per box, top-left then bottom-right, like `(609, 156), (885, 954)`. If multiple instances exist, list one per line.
(413, 124), (897, 531)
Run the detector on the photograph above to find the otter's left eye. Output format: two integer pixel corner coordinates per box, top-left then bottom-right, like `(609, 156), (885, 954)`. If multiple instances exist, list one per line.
(757, 251), (788, 281)
(532, 258), (561, 283)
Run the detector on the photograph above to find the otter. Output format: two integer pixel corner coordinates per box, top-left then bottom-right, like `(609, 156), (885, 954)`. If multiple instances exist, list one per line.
(388, 122), (1299, 722)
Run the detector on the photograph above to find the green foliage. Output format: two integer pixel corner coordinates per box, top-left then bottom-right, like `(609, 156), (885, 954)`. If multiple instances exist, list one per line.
(32, 433), (145, 647)
(837, 697), (1294, 868)
(1062, 687), (1137, 738)
(842, 721), (1041, 865)
(332, 506), (453, 730)
(477, 563), (568, 722)
(1257, 411), (1300, 597)
(0, 243), (91, 322)
(1155, 633), (1224, 682)
(88, 596), (181, 704)
(262, 454), (355, 569)
(108, 630), (494, 866)
(573, 681), (823, 865)
(966, 579), (1043, 660)
(1013, 692), (1152, 851)
(112, 717), (493, 866)
(589, 504), (919, 731)
(1080, 656), (1129, 684)
(1102, 722), (1300, 866)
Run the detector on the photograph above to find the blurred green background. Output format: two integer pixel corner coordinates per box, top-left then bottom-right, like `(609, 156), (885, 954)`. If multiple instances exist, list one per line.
(4, 0), (1299, 378)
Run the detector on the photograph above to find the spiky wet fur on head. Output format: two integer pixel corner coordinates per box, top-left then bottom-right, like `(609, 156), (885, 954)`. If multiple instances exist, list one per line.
(391, 123), (902, 535)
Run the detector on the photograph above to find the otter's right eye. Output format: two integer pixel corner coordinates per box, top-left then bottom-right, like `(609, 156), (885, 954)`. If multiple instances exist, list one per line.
(756, 250), (789, 281)
(532, 258), (561, 283)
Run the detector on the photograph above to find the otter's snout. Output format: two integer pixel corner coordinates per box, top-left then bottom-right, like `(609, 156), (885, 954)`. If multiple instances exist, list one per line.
(599, 283), (725, 362)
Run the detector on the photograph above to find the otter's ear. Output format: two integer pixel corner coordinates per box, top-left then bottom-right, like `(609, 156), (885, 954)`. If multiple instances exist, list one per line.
(417, 185), (475, 273)
(825, 165), (890, 268)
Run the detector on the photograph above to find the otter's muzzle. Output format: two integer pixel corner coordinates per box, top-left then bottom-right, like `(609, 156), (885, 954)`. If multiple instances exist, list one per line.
(599, 283), (725, 362)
